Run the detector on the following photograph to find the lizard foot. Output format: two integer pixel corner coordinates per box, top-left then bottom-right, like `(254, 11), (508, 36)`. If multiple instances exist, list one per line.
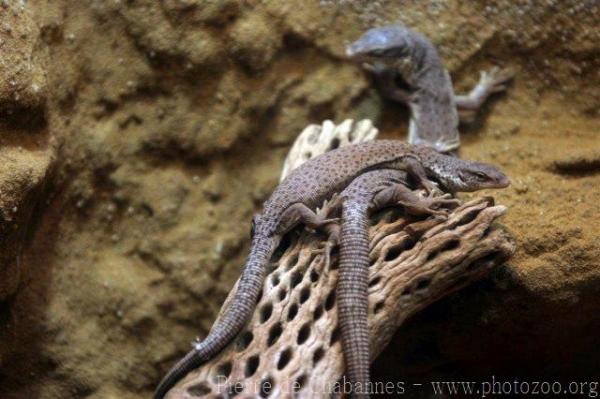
(422, 191), (462, 210)
(317, 193), (343, 218)
(311, 225), (340, 269)
(395, 191), (461, 218)
(478, 66), (515, 95)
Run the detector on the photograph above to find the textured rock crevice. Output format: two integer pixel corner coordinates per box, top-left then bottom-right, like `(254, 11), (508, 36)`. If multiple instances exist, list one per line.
(0, 1), (55, 303)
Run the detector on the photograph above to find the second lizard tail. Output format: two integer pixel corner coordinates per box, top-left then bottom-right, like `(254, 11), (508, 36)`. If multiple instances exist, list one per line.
(337, 201), (371, 398)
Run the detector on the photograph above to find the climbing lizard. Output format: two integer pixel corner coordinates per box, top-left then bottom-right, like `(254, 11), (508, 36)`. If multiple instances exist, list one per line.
(346, 24), (514, 153)
(321, 164), (507, 398)
(154, 141), (509, 398)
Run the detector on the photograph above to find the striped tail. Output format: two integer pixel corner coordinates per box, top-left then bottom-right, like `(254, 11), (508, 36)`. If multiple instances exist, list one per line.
(154, 235), (277, 399)
(337, 204), (371, 399)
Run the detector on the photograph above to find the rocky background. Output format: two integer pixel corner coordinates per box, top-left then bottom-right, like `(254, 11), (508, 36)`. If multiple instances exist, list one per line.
(0, 1), (598, 398)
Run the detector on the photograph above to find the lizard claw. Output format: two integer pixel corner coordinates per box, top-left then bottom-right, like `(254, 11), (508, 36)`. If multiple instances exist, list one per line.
(431, 196), (461, 209)
(319, 217), (340, 226)
(362, 62), (386, 74)
(311, 238), (338, 269)
(318, 193), (343, 217)
(479, 66), (515, 95)
(362, 62), (376, 73)
(419, 179), (440, 196)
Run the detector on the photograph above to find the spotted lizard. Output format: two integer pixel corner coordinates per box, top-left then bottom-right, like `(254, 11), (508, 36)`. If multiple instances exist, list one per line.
(346, 24), (514, 153)
(154, 141), (509, 398)
(319, 158), (507, 397)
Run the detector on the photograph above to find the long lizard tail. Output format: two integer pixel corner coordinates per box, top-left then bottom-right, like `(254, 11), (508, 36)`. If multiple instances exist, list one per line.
(154, 235), (278, 399)
(337, 204), (371, 399)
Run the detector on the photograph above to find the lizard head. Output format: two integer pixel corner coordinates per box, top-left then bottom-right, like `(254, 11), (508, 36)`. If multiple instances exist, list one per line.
(420, 148), (510, 192)
(345, 25), (412, 66)
(453, 161), (511, 191)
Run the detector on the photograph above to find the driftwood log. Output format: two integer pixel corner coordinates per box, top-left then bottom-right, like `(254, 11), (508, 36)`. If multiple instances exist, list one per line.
(166, 121), (515, 398)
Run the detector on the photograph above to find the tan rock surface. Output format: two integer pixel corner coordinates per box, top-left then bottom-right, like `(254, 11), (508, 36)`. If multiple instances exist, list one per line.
(0, 1), (598, 398)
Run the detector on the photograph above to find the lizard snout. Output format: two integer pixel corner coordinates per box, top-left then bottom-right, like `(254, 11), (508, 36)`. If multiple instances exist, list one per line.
(497, 174), (511, 188)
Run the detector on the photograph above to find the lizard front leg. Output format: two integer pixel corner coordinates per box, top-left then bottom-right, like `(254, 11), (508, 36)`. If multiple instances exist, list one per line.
(365, 63), (414, 104)
(275, 202), (339, 235)
(312, 194), (344, 268)
(371, 182), (460, 217)
(404, 157), (440, 195)
(455, 66), (514, 112)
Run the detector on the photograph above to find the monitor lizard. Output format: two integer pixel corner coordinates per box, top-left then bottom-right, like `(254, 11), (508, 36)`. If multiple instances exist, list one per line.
(318, 165), (507, 398)
(154, 141), (509, 398)
(346, 24), (514, 153)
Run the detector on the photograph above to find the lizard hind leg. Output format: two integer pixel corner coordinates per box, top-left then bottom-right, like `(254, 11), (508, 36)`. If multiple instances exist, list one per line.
(455, 66), (515, 112)
(275, 202), (340, 235)
(312, 194), (344, 268)
(277, 201), (342, 268)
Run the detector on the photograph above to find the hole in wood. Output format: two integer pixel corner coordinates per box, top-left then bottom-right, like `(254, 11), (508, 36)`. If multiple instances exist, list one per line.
(271, 273), (280, 286)
(229, 381), (245, 396)
(313, 347), (325, 364)
(457, 209), (478, 226)
(277, 348), (293, 370)
(287, 253), (299, 270)
(287, 303), (298, 321)
(313, 305), (324, 320)
(290, 271), (303, 288)
(310, 269), (319, 282)
(297, 323), (311, 345)
(273, 235), (292, 261)
(329, 246), (340, 268)
(324, 289), (336, 310)
(187, 382), (211, 396)
(299, 286), (311, 303)
(260, 376), (274, 398)
(426, 250), (439, 262)
(260, 303), (273, 323)
(245, 355), (260, 378)
(278, 288), (287, 301)
(384, 239), (415, 261)
(237, 331), (253, 351)
(267, 323), (283, 346)
(329, 137), (341, 150)
(416, 278), (431, 290)
(374, 300), (385, 314)
(294, 374), (307, 392)
(330, 327), (340, 345)
(216, 362), (232, 379)
(368, 276), (381, 288)
(442, 239), (460, 252)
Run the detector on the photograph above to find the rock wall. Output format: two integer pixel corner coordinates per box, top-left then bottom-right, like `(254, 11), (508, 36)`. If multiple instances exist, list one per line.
(0, 1), (598, 398)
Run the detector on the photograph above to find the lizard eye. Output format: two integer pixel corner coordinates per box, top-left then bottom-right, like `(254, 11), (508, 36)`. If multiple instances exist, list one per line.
(369, 48), (386, 57)
(474, 172), (488, 182)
